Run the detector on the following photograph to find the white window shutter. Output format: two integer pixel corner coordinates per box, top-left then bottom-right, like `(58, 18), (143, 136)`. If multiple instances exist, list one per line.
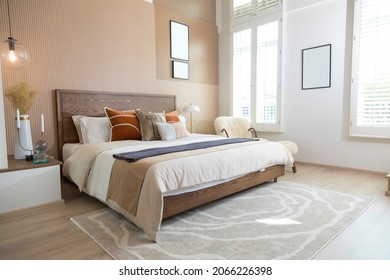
(232, 0), (252, 18)
(350, 0), (390, 138)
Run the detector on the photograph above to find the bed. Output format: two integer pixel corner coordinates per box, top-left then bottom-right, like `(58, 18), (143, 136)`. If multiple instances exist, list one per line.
(56, 89), (294, 241)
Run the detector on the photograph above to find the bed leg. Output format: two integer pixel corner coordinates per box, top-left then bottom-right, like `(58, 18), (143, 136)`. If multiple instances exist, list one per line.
(274, 178), (278, 182)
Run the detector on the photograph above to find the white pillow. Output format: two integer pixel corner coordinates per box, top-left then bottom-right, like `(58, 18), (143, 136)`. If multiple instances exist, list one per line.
(80, 117), (110, 144)
(156, 122), (176, 141)
(156, 121), (189, 141)
(178, 115), (187, 127)
(72, 115), (85, 144)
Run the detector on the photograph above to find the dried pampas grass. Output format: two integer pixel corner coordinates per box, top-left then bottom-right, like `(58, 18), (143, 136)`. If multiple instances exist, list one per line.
(5, 82), (36, 114)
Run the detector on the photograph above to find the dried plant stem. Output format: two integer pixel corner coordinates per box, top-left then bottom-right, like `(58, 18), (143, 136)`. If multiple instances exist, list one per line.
(5, 82), (36, 114)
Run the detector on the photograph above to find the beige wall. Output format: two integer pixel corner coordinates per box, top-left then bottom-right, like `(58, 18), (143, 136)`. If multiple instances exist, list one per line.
(154, 0), (216, 24)
(0, 0), (218, 159)
(155, 4), (218, 85)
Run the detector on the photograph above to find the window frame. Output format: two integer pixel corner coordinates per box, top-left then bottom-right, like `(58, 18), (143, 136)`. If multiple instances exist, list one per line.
(349, 0), (390, 139)
(230, 1), (283, 132)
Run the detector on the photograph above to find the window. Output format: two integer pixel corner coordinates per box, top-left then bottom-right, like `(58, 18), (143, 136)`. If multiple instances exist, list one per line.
(232, 28), (252, 118)
(350, 0), (390, 138)
(232, 0), (279, 19)
(231, 0), (282, 131)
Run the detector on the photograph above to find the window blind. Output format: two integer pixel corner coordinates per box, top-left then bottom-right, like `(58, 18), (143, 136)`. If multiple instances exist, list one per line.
(231, 0), (282, 131)
(233, 0), (279, 19)
(256, 21), (279, 124)
(351, 0), (390, 137)
(232, 0), (252, 18)
(256, 0), (279, 12)
(232, 29), (252, 118)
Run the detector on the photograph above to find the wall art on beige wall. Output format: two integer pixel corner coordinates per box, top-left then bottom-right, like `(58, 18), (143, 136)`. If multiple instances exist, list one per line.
(172, 61), (189, 80)
(170, 20), (189, 61)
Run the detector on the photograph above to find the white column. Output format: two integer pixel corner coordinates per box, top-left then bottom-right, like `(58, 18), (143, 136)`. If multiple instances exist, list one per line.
(0, 61), (8, 169)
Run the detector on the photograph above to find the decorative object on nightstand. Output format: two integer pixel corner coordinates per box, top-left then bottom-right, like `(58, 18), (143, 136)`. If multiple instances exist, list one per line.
(0, 0), (29, 69)
(182, 103), (200, 133)
(33, 114), (49, 164)
(5, 82), (36, 160)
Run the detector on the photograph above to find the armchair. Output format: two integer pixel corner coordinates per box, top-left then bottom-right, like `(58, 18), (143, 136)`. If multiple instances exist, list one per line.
(214, 116), (258, 138)
(214, 116), (298, 173)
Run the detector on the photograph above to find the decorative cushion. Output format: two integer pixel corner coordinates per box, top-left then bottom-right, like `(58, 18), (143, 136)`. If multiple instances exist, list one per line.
(104, 107), (142, 141)
(156, 122), (177, 141)
(165, 111), (180, 122)
(135, 109), (166, 141)
(172, 121), (190, 139)
(79, 117), (110, 144)
(156, 122), (190, 141)
(156, 121), (189, 141)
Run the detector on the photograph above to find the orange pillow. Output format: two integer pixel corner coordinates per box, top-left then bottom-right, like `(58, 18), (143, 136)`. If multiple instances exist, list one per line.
(165, 111), (180, 123)
(104, 107), (142, 141)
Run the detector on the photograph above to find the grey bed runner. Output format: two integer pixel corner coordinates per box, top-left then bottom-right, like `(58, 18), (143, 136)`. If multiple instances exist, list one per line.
(113, 137), (259, 162)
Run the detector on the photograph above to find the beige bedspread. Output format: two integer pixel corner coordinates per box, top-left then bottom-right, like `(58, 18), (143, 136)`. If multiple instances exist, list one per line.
(62, 134), (294, 241)
(107, 140), (266, 217)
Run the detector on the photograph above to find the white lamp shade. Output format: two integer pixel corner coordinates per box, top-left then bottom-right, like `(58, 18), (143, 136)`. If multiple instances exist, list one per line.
(183, 104), (200, 113)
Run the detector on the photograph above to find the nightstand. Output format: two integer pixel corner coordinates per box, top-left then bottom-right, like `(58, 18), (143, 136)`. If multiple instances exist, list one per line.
(386, 173), (390, 196)
(0, 156), (63, 214)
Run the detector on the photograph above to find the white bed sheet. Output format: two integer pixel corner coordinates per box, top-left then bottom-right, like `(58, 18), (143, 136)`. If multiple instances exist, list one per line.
(63, 142), (248, 197)
(62, 134), (294, 241)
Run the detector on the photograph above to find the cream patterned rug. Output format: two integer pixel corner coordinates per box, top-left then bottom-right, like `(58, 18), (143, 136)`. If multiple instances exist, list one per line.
(71, 181), (373, 260)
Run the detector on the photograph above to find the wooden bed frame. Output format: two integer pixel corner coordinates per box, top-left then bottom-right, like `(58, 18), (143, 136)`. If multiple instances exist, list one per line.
(55, 89), (285, 219)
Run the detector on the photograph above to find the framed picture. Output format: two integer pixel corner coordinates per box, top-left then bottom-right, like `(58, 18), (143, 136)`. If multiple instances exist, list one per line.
(172, 61), (189, 80)
(170, 20), (189, 61)
(302, 44), (331, 90)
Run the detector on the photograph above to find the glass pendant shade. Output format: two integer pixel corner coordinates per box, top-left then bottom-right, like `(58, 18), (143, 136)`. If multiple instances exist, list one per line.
(1, 37), (29, 69)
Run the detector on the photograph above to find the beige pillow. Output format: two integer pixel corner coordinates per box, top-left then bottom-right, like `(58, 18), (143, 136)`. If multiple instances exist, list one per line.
(172, 121), (190, 139)
(135, 109), (166, 141)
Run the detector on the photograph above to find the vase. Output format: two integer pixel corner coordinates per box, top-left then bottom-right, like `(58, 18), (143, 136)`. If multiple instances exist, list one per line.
(14, 114), (33, 160)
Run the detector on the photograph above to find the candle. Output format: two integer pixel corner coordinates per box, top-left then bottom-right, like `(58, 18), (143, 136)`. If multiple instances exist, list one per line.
(41, 113), (45, 134)
(16, 109), (20, 129)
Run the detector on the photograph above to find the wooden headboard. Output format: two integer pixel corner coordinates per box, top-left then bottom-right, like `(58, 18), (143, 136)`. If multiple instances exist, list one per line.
(55, 89), (176, 159)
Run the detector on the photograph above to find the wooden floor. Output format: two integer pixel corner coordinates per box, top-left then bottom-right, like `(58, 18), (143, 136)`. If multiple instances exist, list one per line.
(281, 163), (390, 260)
(0, 163), (389, 260)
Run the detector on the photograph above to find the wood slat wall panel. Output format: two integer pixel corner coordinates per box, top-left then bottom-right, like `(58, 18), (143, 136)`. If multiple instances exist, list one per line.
(0, 0), (219, 159)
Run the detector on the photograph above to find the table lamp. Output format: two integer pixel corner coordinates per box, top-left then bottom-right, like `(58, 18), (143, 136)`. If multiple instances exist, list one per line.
(182, 103), (200, 133)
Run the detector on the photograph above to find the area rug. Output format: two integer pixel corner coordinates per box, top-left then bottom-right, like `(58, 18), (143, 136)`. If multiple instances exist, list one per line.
(70, 181), (374, 260)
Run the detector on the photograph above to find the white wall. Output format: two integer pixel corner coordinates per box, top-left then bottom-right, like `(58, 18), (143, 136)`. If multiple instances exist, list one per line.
(218, 0), (390, 173)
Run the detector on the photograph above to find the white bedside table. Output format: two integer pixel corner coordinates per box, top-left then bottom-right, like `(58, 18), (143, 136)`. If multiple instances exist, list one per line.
(0, 156), (63, 214)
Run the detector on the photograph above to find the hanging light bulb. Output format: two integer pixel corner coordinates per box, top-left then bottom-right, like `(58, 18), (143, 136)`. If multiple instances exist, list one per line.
(1, 0), (29, 69)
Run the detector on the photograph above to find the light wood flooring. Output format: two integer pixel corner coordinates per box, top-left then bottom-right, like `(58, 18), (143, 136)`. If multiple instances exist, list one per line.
(0, 163), (389, 260)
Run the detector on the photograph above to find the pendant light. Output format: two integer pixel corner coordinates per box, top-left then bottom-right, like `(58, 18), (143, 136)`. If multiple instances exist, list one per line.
(1, 0), (29, 69)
